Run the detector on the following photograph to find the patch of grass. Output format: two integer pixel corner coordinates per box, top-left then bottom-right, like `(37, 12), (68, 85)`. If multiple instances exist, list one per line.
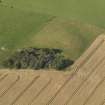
(28, 18), (104, 60)
(0, 6), (52, 66)
(0, 1), (105, 68)
(3, 0), (105, 28)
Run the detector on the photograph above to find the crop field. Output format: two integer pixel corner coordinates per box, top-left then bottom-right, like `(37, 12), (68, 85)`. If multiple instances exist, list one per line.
(0, 0), (105, 68)
(0, 35), (105, 105)
(1, 0), (105, 104)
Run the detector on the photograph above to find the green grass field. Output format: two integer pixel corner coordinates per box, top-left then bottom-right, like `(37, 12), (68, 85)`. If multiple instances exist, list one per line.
(3, 0), (105, 28)
(0, 0), (105, 67)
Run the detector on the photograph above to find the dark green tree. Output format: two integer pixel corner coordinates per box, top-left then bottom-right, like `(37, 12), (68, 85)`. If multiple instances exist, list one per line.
(3, 48), (74, 70)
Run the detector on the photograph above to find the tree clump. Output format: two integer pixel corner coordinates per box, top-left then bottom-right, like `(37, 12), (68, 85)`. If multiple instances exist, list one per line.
(3, 48), (74, 70)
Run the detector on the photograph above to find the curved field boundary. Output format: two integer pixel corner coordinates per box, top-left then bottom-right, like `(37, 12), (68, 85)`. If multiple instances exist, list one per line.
(67, 66), (105, 105)
(72, 34), (105, 69)
(0, 35), (105, 105)
(45, 35), (105, 105)
(64, 51), (105, 105)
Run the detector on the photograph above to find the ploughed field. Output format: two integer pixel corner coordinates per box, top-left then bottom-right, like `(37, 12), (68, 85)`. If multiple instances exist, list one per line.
(0, 35), (105, 104)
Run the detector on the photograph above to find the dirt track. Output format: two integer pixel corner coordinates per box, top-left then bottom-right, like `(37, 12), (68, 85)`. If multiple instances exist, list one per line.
(0, 35), (105, 105)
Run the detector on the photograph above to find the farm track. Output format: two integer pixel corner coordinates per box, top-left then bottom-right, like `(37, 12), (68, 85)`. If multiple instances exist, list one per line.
(0, 35), (105, 105)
